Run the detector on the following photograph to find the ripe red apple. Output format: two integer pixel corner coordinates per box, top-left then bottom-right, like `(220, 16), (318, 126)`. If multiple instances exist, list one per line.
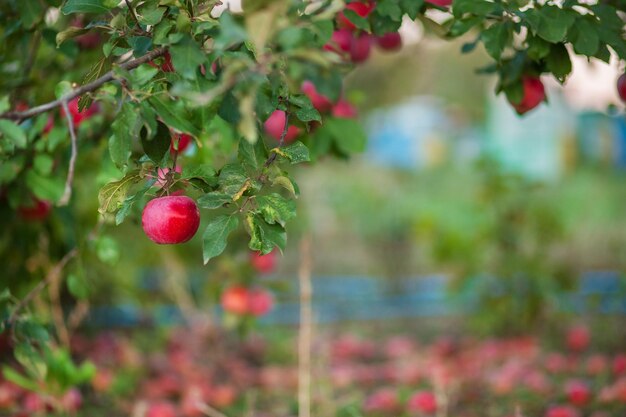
(337, 2), (375, 31)
(324, 29), (353, 54)
(509, 76), (545, 115)
(61, 97), (99, 127)
(141, 196), (200, 244)
(407, 391), (437, 414)
(247, 288), (274, 317)
(146, 401), (177, 417)
(221, 286), (249, 315)
(376, 32), (402, 51)
(350, 33), (372, 63)
(61, 388), (82, 412)
(250, 250), (276, 274)
(149, 51), (175, 73)
(301, 81), (332, 113)
(264, 110), (300, 143)
(565, 380), (591, 406)
(425, 0), (453, 6)
(332, 100), (358, 118)
(617, 73), (626, 102)
(170, 133), (193, 154)
(545, 405), (580, 417)
(364, 388), (400, 413)
(18, 198), (52, 221)
(566, 325), (590, 352)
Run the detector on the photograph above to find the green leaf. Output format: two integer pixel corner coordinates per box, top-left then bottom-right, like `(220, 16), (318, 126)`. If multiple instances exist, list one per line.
(182, 165), (218, 186)
(61, 0), (112, 14)
(256, 193), (296, 226)
(17, 1), (44, 29)
(98, 170), (142, 214)
(170, 36), (206, 79)
(525, 6), (575, 43)
(67, 274), (89, 299)
(148, 97), (200, 137)
(128, 36), (152, 57)
(218, 164), (248, 196)
(246, 213), (286, 254)
(33, 154), (54, 175)
(0, 120), (27, 149)
(546, 43), (572, 83)
(324, 118), (367, 154)
(526, 35), (551, 60)
(272, 141), (310, 164)
(15, 322), (49, 342)
(25, 171), (64, 202)
(453, 0), (497, 17)
(481, 22), (512, 60)
(202, 215), (239, 264)
(238, 137), (267, 171)
(115, 180), (153, 225)
(56, 27), (89, 47)
(3, 367), (39, 391)
(95, 235), (119, 265)
(342, 9), (370, 31)
(400, 0), (423, 19)
(569, 17), (599, 57)
(214, 12), (248, 51)
(197, 192), (233, 209)
(141, 121), (170, 164)
(110, 102), (139, 167)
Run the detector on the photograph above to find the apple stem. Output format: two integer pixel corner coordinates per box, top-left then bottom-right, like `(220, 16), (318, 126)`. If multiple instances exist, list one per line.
(58, 99), (78, 206)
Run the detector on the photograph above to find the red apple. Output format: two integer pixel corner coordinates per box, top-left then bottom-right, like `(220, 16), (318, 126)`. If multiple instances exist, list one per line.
(141, 196), (200, 244)
(170, 133), (193, 154)
(61, 388), (82, 412)
(545, 405), (580, 417)
(364, 388), (400, 413)
(350, 33), (372, 63)
(337, 2), (375, 31)
(146, 401), (177, 417)
(332, 100), (358, 118)
(301, 81), (332, 113)
(617, 73), (626, 102)
(407, 391), (437, 414)
(250, 250), (276, 274)
(425, 0), (453, 6)
(509, 76), (545, 115)
(247, 288), (273, 317)
(264, 110), (300, 143)
(18, 198), (52, 221)
(566, 325), (590, 352)
(221, 286), (249, 315)
(324, 29), (353, 54)
(376, 32), (402, 51)
(60, 97), (99, 127)
(22, 392), (46, 413)
(149, 51), (175, 73)
(565, 380), (591, 406)
(613, 354), (626, 375)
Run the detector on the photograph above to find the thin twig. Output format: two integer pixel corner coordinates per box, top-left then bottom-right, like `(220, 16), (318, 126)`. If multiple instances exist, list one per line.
(58, 100), (78, 206)
(197, 402), (230, 417)
(0, 47), (167, 122)
(125, 0), (148, 35)
(8, 248), (78, 325)
(298, 235), (313, 417)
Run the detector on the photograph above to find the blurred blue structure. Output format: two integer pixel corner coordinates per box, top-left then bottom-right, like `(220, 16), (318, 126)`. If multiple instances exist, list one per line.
(87, 272), (626, 327)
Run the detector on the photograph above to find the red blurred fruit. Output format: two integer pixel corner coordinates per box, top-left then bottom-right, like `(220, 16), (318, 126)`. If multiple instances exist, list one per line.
(364, 388), (400, 413)
(332, 100), (358, 118)
(209, 385), (237, 407)
(324, 29), (353, 53)
(0, 381), (20, 409)
(250, 250), (276, 274)
(545, 405), (580, 417)
(301, 81), (332, 113)
(376, 32), (402, 51)
(141, 196), (200, 244)
(350, 33), (372, 63)
(565, 380), (591, 406)
(264, 110), (301, 143)
(171, 133), (193, 154)
(22, 392), (46, 413)
(221, 286), (249, 316)
(247, 288), (274, 317)
(337, 2), (375, 31)
(407, 391), (437, 414)
(18, 199), (52, 221)
(61, 388), (82, 413)
(566, 325), (590, 352)
(617, 73), (626, 102)
(146, 401), (177, 417)
(425, 0), (453, 6)
(613, 354), (626, 375)
(92, 369), (114, 392)
(61, 97), (99, 127)
(509, 76), (545, 115)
